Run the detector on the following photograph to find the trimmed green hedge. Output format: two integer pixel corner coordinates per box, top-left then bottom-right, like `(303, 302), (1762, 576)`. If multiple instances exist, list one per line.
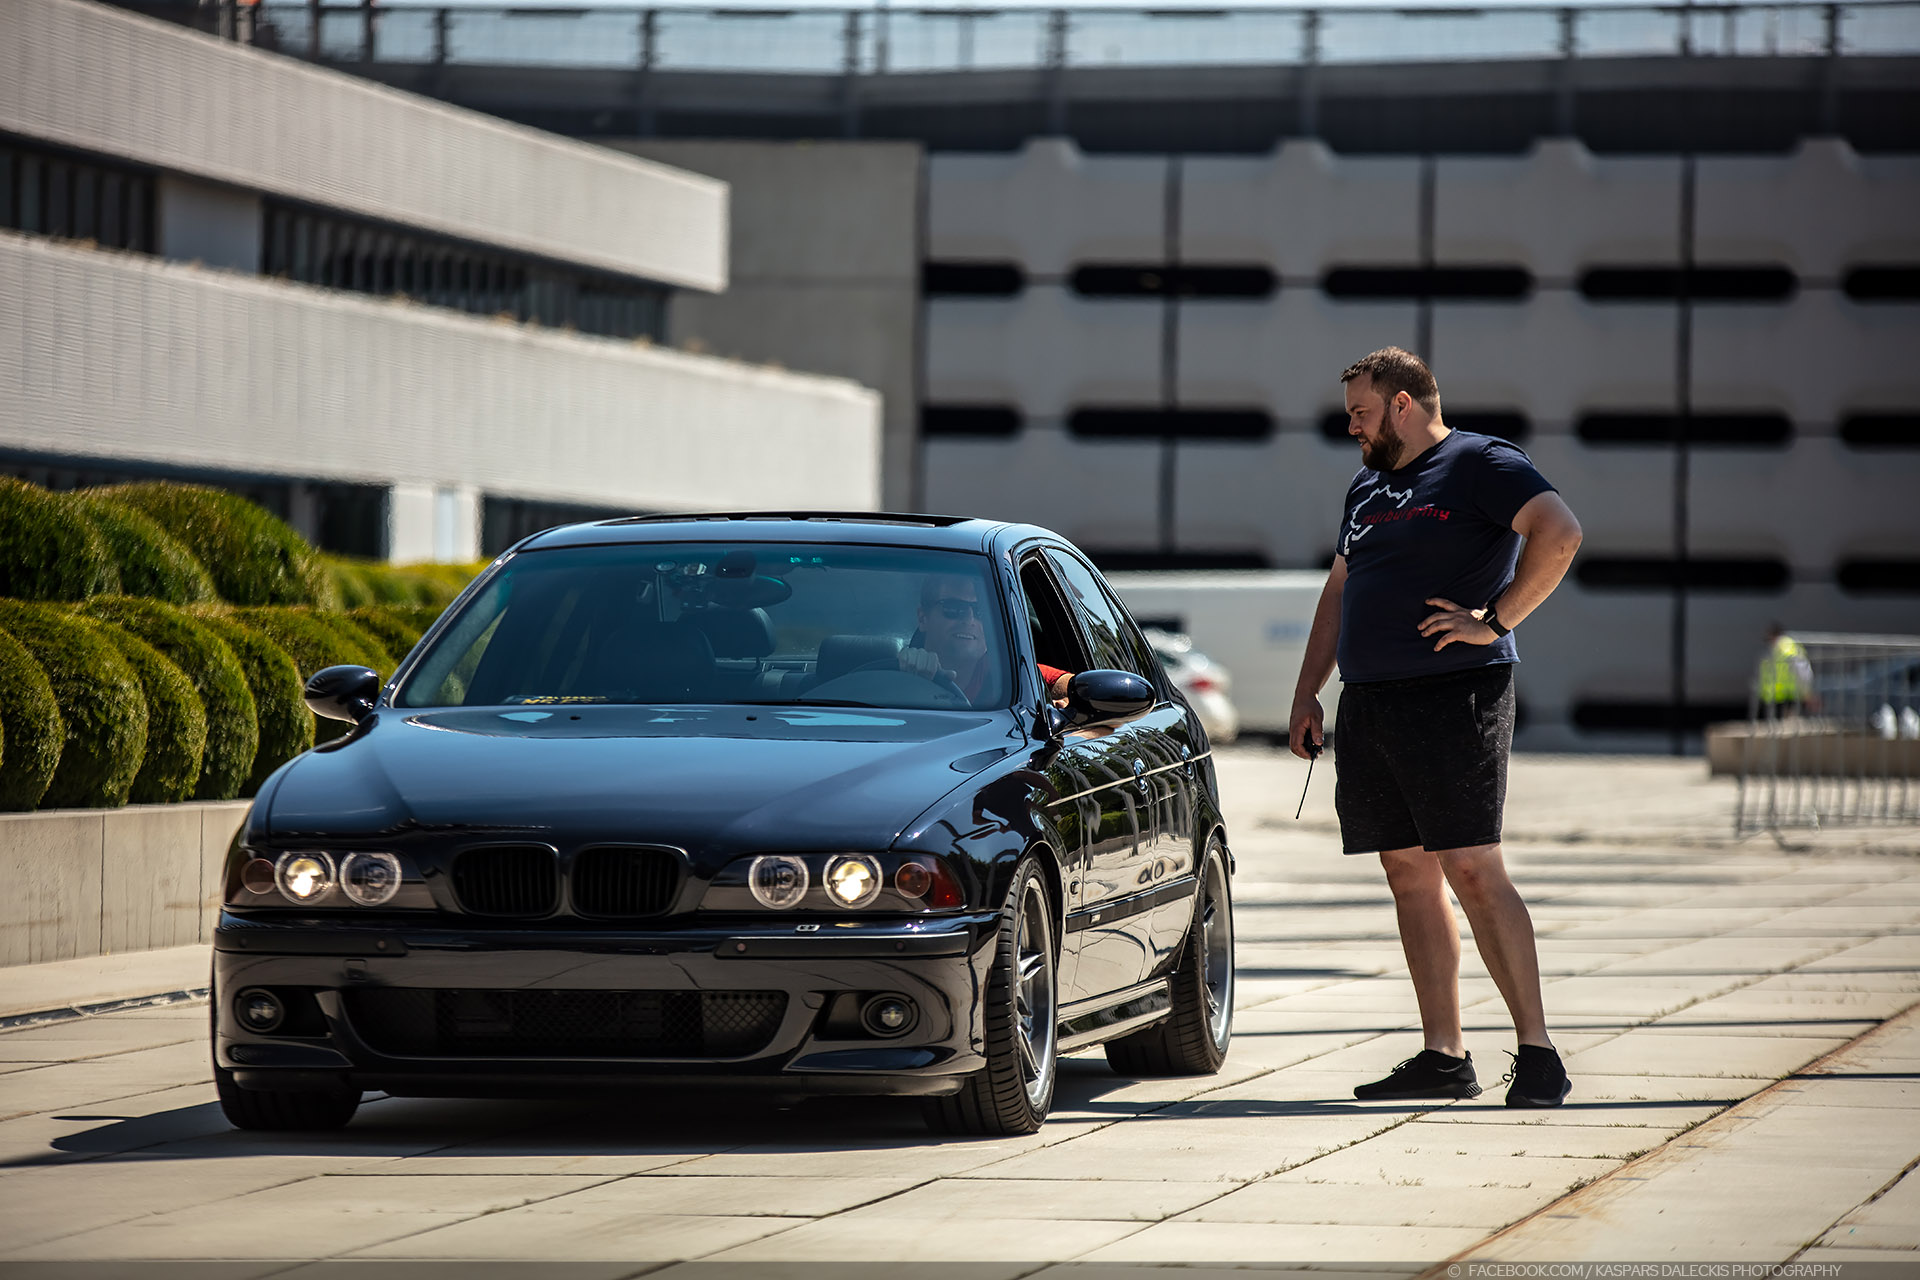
(346, 605), (428, 663)
(92, 621), (207, 805)
(98, 482), (338, 609)
(78, 597), (257, 801)
(228, 607), (391, 744)
(0, 625), (63, 811)
(325, 556), (480, 610)
(0, 478), (120, 601)
(0, 602), (147, 808)
(74, 496), (217, 605)
(192, 610), (314, 794)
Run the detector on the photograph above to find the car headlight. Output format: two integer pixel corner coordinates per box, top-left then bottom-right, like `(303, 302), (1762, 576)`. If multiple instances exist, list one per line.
(748, 854), (810, 909)
(340, 852), (404, 906)
(274, 851), (335, 903)
(824, 855), (882, 909)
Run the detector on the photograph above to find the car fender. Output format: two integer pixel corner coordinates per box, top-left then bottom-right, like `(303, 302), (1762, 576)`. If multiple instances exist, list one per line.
(891, 748), (1071, 932)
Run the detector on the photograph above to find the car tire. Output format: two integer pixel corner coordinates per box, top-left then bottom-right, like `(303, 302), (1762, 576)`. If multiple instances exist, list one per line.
(1105, 837), (1233, 1077)
(214, 1066), (361, 1131)
(923, 854), (1058, 1136)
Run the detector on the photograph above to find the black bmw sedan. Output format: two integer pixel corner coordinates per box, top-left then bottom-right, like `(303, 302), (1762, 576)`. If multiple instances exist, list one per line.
(213, 513), (1235, 1135)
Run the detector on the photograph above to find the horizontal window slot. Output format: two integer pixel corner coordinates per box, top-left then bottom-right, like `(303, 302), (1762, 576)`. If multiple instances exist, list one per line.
(1572, 700), (1748, 733)
(923, 261), (1024, 297)
(1321, 266), (1532, 300)
(1069, 408), (1273, 440)
(1836, 560), (1920, 595)
(1, 137), (154, 254)
(1840, 414), (1920, 448)
(1577, 557), (1791, 592)
(1443, 411), (1530, 443)
(1579, 266), (1796, 302)
(1577, 413), (1793, 446)
(1843, 266), (1920, 302)
(922, 405), (1022, 437)
(1085, 550), (1272, 572)
(1070, 264), (1276, 299)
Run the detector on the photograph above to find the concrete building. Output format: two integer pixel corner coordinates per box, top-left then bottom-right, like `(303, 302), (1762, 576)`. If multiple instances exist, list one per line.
(0, 0), (881, 561)
(47, 2), (1920, 749)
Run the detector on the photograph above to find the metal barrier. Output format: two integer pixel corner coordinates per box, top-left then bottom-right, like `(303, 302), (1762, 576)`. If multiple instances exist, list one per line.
(1719, 633), (1920, 836)
(173, 1), (1920, 73)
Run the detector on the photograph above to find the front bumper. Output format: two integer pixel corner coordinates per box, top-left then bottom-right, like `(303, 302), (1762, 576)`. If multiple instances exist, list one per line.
(212, 912), (999, 1098)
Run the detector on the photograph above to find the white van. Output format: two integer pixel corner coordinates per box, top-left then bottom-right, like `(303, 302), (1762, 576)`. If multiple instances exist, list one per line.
(1107, 570), (1337, 740)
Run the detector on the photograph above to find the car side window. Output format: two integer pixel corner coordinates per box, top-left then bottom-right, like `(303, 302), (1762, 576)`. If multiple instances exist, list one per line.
(1019, 555), (1088, 681)
(1043, 550), (1151, 682)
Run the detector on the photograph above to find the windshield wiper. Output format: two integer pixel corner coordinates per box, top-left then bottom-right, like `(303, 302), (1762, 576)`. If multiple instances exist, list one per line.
(769, 697), (880, 708)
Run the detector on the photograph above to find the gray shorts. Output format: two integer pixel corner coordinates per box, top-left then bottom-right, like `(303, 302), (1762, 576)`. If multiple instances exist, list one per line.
(1333, 663), (1517, 854)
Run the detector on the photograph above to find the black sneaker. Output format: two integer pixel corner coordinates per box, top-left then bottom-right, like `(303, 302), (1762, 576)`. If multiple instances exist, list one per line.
(1353, 1049), (1482, 1100)
(1503, 1045), (1571, 1108)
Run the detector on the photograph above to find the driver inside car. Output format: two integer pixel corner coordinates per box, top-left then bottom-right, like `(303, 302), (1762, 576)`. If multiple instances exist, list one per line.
(900, 574), (1073, 707)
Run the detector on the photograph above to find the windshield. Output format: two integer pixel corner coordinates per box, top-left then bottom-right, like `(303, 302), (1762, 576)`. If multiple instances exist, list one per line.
(395, 541), (1012, 712)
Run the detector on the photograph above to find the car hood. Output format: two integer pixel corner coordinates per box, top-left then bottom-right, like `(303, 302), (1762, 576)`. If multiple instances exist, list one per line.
(265, 703), (1023, 855)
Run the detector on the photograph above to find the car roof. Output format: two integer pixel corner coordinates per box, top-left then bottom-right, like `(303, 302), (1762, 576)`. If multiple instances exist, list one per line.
(515, 511), (1058, 556)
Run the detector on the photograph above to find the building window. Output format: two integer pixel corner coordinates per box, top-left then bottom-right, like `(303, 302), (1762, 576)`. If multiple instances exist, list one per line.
(0, 136), (154, 253)
(262, 199), (669, 342)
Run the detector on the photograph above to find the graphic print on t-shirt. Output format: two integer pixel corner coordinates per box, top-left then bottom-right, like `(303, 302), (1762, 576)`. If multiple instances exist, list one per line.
(1340, 478), (1415, 556)
(1334, 430), (1557, 685)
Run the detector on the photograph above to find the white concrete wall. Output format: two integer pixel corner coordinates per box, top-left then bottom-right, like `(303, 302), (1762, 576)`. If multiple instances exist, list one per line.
(0, 801), (247, 967)
(615, 141), (923, 509)
(155, 175), (262, 273)
(0, 231), (882, 514)
(929, 140), (1168, 277)
(2, 0), (727, 291)
(1436, 142), (1682, 280)
(922, 136), (1920, 749)
(1695, 139), (1920, 279)
(1180, 142), (1421, 277)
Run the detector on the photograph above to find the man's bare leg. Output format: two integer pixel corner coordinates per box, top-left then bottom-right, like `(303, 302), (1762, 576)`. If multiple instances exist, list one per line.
(1379, 847), (1465, 1057)
(1436, 843), (1550, 1048)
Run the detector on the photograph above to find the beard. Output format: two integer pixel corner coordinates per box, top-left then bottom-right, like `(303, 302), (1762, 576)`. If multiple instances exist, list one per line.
(1359, 418), (1406, 472)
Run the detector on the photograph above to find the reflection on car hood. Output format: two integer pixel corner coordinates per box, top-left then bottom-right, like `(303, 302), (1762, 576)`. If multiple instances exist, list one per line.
(266, 704), (1021, 853)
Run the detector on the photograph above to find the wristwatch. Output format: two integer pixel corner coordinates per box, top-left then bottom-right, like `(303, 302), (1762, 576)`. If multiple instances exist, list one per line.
(1482, 601), (1511, 638)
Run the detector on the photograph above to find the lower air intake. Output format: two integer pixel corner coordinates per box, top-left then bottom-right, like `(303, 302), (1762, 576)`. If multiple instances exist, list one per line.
(345, 989), (787, 1058)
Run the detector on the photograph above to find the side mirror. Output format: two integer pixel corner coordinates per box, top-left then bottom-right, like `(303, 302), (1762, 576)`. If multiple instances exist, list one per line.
(1061, 669), (1156, 730)
(305, 665), (382, 724)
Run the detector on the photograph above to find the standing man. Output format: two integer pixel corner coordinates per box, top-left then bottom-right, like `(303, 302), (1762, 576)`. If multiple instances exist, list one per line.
(1290, 348), (1584, 1107)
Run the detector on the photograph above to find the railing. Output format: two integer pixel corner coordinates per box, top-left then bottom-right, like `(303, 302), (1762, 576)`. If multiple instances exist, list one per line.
(187, 1), (1920, 74)
(1718, 633), (1920, 837)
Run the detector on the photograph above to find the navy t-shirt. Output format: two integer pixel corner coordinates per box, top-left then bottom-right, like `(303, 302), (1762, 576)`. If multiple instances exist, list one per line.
(1336, 430), (1556, 684)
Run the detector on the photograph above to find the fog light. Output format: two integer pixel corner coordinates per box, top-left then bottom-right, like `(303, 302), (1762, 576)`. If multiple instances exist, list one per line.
(748, 855), (809, 909)
(274, 851), (335, 903)
(861, 994), (916, 1037)
(236, 987), (284, 1033)
(240, 857), (276, 895)
(825, 855), (882, 909)
(340, 852), (403, 906)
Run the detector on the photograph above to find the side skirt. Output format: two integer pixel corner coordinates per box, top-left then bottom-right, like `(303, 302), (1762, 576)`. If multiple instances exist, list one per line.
(1056, 978), (1173, 1053)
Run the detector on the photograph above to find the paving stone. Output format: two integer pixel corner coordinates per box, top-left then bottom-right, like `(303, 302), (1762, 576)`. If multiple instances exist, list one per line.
(705, 1214), (1145, 1262)
(0, 1037), (212, 1115)
(1176, 1179), (1546, 1229)
(347, 1211), (802, 1261)
(1268, 1142), (1611, 1194)
(1397, 1120), (1662, 1161)
(1563, 1031), (1845, 1079)
(836, 1176), (1226, 1222)
(1073, 1219), (1487, 1263)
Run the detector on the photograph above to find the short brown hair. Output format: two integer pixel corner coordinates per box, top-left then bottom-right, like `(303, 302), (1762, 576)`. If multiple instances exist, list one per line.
(1341, 347), (1441, 418)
